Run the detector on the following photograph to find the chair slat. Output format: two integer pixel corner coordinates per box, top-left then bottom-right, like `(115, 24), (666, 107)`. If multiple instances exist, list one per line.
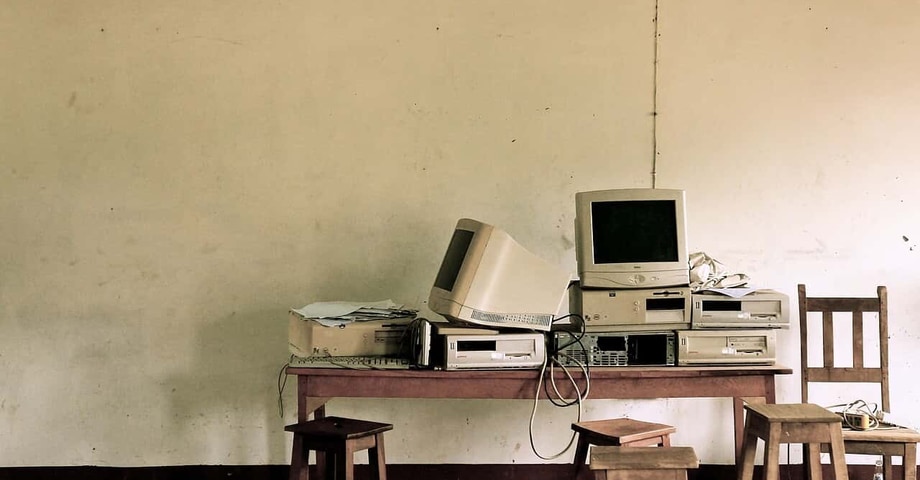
(805, 297), (879, 312)
(806, 367), (884, 383)
(822, 311), (835, 368)
(852, 311), (864, 369)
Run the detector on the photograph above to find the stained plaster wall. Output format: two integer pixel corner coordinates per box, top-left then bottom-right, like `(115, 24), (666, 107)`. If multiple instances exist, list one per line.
(2, 0), (919, 467)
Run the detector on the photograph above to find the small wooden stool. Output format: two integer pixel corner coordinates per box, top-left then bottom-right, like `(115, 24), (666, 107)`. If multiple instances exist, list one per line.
(285, 416), (393, 480)
(590, 446), (699, 480)
(572, 418), (677, 479)
(738, 403), (848, 480)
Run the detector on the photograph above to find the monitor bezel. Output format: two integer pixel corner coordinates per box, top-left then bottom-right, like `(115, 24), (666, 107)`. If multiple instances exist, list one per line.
(575, 188), (689, 289)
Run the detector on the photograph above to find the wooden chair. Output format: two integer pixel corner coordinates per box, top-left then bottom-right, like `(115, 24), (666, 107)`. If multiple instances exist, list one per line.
(286, 416), (392, 480)
(590, 445), (698, 480)
(799, 284), (920, 480)
(572, 418), (676, 479)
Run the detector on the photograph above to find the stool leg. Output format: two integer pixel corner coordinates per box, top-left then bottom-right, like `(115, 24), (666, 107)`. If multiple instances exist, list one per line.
(737, 425), (758, 480)
(904, 443), (917, 480)
(763, 423), (781, 480)
(289, 433), (309, 480)
(573, 435), (590, 479)
(826, 426), (849, 480)
(316, 451), (327, 480)
(368, 432), (387, 480)
(661, 434), (672, 447)
(340, 442), (355, 480)
(323, 450), (336, 480)
(803, 443), (821, 480)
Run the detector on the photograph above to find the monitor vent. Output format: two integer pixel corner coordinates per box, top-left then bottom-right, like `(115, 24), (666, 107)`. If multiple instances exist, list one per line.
(470, 310), (553, 329)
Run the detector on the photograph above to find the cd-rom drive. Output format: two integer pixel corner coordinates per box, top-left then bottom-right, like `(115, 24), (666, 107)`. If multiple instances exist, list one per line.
(677, 329), (776, 365)
(555, 330), (675, 367)
(570, 286), (691, 331)
(443, 333), (545, 370)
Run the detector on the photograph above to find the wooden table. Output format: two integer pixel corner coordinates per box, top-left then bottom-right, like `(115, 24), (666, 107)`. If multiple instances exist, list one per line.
(287, 365), (791, 463)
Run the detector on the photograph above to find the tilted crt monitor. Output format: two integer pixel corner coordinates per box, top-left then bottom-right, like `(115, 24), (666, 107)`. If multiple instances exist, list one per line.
(428, 218), (572, 332)
(575, 188), (689, 289)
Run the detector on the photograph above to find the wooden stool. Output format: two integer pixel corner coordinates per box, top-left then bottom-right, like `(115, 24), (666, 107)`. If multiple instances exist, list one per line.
(573, 418), (676, 479)
(285, 416), (392, 480)
(738, 403), (848, 480)
(590, 446), (699, 480)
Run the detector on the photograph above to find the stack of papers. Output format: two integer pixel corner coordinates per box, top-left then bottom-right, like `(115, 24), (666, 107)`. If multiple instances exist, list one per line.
(291, 300), (417, 327)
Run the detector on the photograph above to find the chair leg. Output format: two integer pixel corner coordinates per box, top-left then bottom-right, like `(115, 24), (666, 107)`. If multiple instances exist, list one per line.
(573, 436), (590, 479)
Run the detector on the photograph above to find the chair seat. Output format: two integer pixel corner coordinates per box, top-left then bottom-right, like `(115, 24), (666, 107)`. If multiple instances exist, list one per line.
(842, 426), (920, 443)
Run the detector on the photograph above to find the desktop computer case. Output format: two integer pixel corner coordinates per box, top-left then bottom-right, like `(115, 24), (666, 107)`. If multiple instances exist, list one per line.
(288, 311), (413, 357)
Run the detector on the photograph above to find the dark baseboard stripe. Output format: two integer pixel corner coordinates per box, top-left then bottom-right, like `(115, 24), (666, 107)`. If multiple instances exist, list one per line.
(0, 463), (891, 480)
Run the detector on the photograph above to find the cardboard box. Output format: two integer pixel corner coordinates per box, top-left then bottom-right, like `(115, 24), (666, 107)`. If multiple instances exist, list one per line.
(288, 311), (414, 357)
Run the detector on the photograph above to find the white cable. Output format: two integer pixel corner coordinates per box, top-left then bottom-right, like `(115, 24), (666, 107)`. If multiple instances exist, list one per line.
(528, 353), (586, 460)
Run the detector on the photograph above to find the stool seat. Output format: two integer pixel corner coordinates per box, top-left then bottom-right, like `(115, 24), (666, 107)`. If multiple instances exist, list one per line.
(591, 446), (699, 480)
(285, 416), (393, 439)
(738, 403), (848, 480)
(572, 418), (676, 479)
(286, 416), (393, 480)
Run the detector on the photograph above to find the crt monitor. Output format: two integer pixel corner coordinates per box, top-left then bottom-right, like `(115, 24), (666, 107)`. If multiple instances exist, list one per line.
(428, 218), (572, 332)
(575, 188), (689, 289)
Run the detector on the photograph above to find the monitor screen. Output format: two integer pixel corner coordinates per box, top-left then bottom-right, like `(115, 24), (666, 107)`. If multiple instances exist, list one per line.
(591, 199), (679, 264)
(433, 229), (474, 292)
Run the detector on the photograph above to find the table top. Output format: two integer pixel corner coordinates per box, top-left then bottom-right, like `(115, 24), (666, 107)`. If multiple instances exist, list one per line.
(287, 364), (792, 379)
(287, 364), (792, 401)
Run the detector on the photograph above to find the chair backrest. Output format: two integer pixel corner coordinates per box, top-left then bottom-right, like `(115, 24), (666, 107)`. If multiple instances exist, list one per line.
(798, 284), (890, 411)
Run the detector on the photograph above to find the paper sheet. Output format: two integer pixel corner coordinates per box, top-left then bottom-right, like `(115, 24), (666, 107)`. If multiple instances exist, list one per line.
(291, 300), (400, 319)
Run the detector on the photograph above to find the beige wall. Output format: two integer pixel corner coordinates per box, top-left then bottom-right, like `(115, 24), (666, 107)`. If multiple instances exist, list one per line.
(2, 0), (919, 467)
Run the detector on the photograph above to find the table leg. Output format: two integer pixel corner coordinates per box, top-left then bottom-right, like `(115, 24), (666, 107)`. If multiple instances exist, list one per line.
(296, 374), (332, 479)
(735, 396), (766, 465)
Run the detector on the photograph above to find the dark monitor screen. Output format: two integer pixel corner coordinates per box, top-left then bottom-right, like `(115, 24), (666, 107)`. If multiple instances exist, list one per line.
(591, 200), (679, 264)
(433, 229), (475, 292)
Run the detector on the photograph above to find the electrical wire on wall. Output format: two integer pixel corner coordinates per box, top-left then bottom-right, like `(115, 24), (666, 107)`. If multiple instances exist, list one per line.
(651, 0), (661, 189)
